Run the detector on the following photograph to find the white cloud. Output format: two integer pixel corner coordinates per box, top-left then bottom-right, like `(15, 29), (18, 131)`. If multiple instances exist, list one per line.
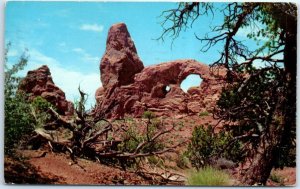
(7, 43), (101, 107)
(72, 48), (84, 53)
(72, 47), (100, 63)
(80, 24), (104, 32)
(22, 49), (101, 108)
(7, 49), (18, 57)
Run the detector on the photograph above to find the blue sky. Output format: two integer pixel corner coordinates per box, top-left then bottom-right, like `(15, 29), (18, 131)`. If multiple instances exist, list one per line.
(5, 2), (272, 107)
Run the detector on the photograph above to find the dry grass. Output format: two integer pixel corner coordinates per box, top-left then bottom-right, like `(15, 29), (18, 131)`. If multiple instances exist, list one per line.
(187, 166), (231, 186)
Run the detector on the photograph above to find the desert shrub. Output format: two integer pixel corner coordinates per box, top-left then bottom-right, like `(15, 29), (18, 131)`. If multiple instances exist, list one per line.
(147, 156), (164, 168)
(177, 121), (184, 131)
(30, 96), (54, 128)
(176, 152), (190, 169)
(31, 96), (53, 112)
(115, 113), (168, 168)
(199, 111), (209, 117)
(118, 124), (143, 153)
(4, 48), (35, 154)
(142, 110), (156, 121)
(187, 166), (231, 186)
(5, 93), (35, 154)
(118, 117), (164, 154)
(186, 125), (243, 169)
(269, 173), (284, 185)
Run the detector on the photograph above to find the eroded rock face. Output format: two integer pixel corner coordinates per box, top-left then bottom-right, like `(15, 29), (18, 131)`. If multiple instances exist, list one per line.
(18, 65), (74, 116)
(100, 23), (144, 91)
(94, 23), (226, 119)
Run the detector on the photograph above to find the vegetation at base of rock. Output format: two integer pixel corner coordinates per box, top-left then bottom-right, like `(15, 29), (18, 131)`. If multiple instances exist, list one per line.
(107, 112), (176, 169)
(198, 111), (209, 117)
(147, 156), (165, 169)
(142, 111), (156, 120)
(31, 96), (55, 129)
(4, 46), (183, 184)
(118, 118), (164, 154)
(5, 92), (35, 154)
(186, 166), (231, 186)
(5, 47), (52, 154)
(32, 96), (54, 113)
(4, 47), (34, 154)
(187, 125), (243, 169)
(24, 86), (180, 182)
(18, 64), (74, 116)
(175, 152), (190, 169)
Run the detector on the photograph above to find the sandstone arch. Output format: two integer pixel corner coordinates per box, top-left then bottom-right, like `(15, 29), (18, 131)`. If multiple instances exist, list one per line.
(94, 23), (226, 119)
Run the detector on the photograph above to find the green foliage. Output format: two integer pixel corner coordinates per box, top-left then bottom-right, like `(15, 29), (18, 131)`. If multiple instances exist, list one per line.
(118, 124), (143, 153)
(118, 118), (164, 154)
(269, 173), (284, 185)
(5, 93), (35, 154)
(147, 156), (164, 168)
(5, 48), (28, 98)
(186, 125), (243, 169)
(4, 46), (34, 154)
(176, 152), (190, 169)
(31, 96), (53, 113)
(30, 96), (53, 129)
(142, 111), (156, 120)
(187, 166), (231, 186)
(115, 115), (166, 168)
(159, 2), (296, 184)
(198, 111), (209, 117)
(216, 68), (295, 168)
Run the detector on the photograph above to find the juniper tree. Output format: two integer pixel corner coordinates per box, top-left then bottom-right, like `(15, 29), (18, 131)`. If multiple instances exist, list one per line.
(159, 2), (296, 185)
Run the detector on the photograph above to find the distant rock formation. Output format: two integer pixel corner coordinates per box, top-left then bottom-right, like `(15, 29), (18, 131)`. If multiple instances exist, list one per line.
(94, 23), (226, 119)
(18, 65), (74, 116)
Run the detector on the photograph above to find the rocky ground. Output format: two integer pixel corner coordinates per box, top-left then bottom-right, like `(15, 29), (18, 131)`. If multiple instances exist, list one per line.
(5, 150), (295, 186)
(6, 150), (157, 185)
(4, 114), (295, 186)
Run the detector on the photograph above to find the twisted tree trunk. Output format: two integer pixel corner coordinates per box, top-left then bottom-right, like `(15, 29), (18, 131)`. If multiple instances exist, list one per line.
(242, 10), (296, 185)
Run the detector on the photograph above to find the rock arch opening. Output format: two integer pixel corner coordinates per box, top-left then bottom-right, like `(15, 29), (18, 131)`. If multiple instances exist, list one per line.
(165, 85), (171, 93)
(180, 74), (203, 92)
(161, 85), (171, 97)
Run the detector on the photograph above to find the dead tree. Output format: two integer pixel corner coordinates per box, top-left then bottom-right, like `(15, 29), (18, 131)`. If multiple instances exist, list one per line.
(29, 87), (182, 182)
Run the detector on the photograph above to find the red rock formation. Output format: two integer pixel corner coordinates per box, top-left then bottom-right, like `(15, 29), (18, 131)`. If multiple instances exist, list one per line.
(100, 23), (144, 91)
(94, 23), (226, 119)
(18, 65), (74, 116)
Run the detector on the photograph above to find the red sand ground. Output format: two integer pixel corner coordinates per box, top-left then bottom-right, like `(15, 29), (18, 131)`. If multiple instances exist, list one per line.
(4, 114), (296, 186)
